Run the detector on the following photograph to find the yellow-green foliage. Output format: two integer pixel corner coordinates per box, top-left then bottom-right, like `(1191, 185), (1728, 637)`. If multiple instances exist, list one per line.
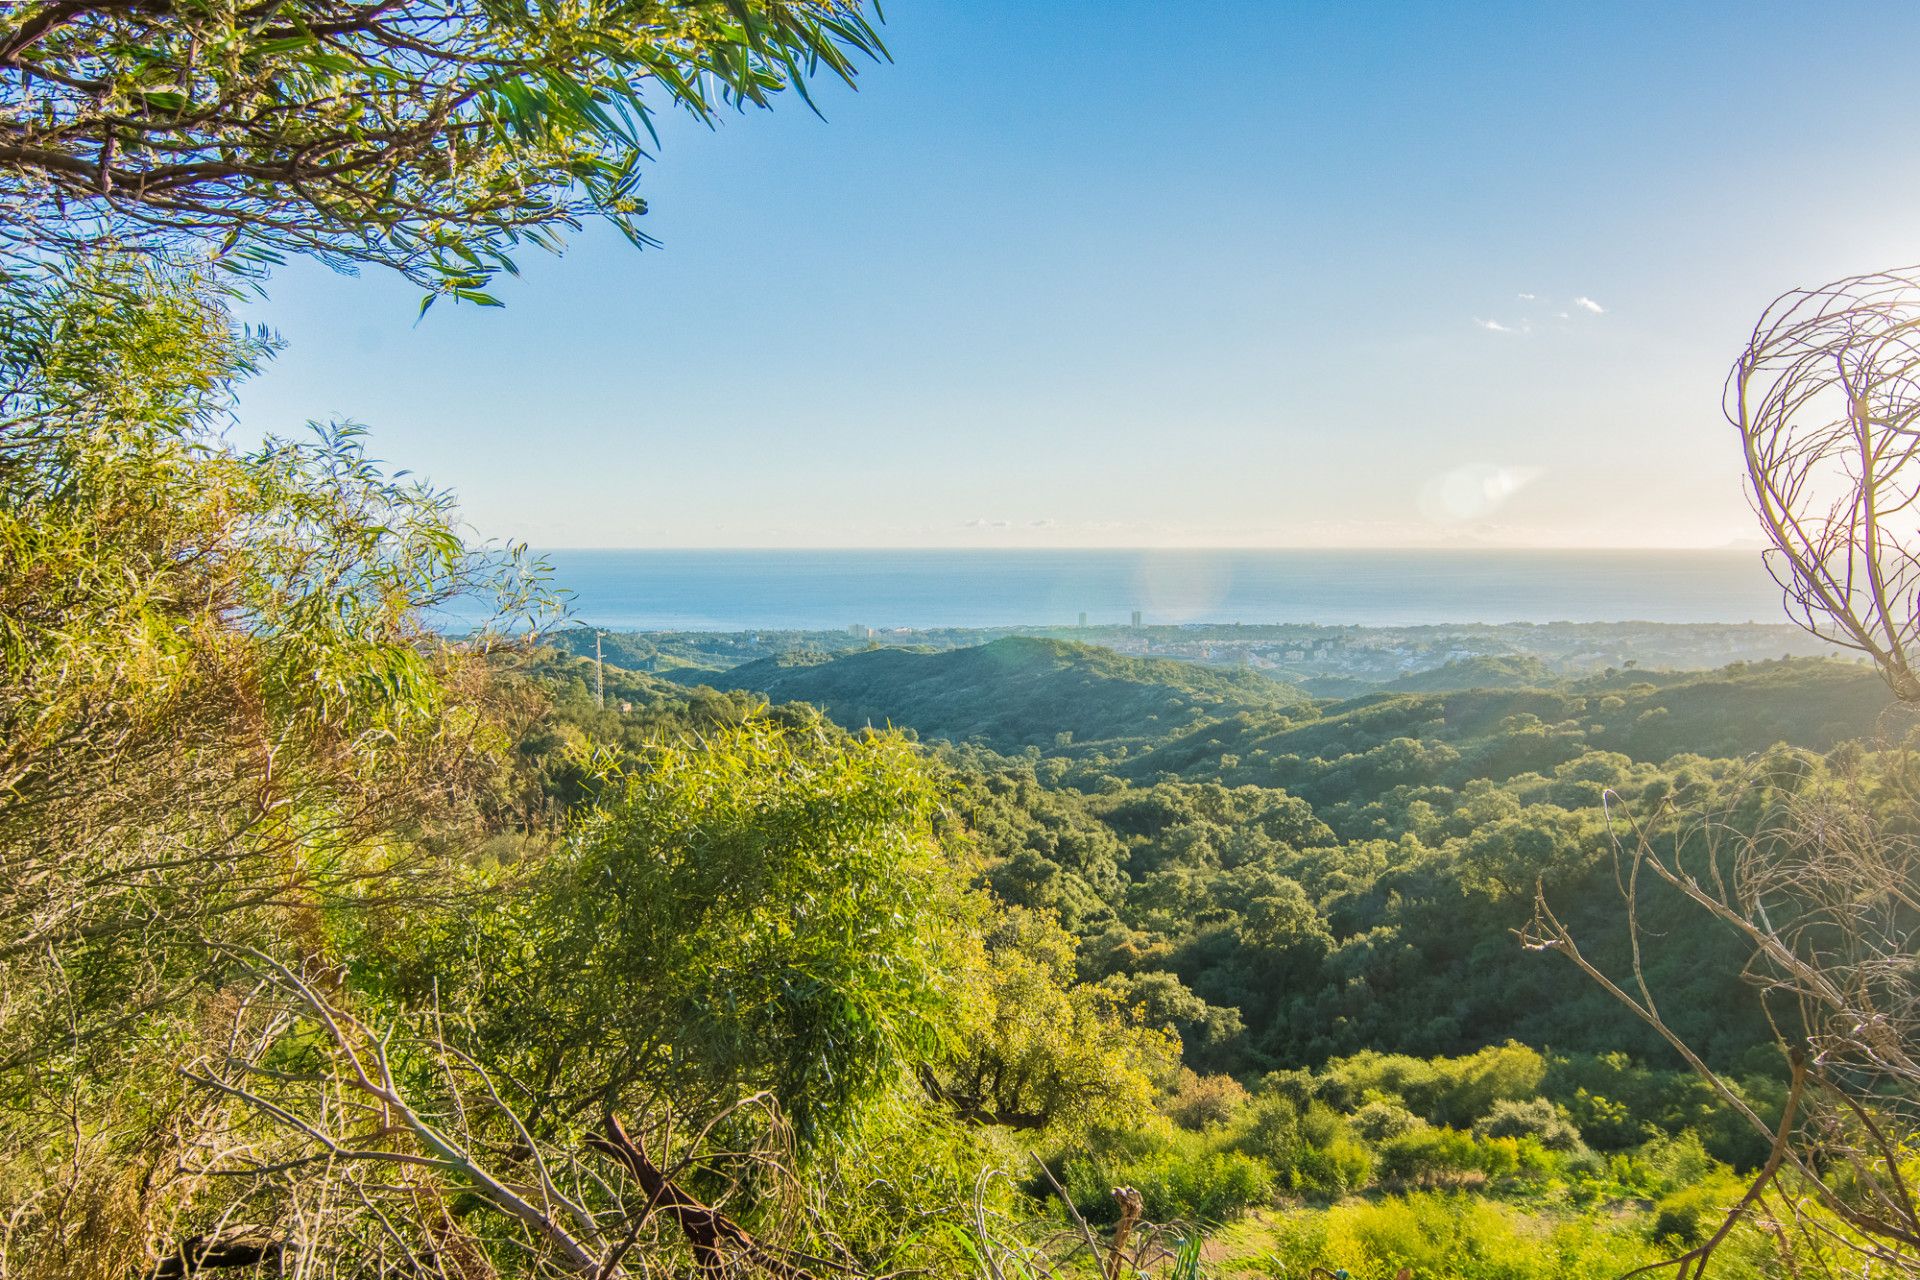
(418, 717), (963, 1149)
(1316, 1043), (1547, 1128)
(0, 262), (547, 1275)
(1064, 1121), (1276, 1225)
(1254, 1192), (1731, 1280)
(943, 906), (1177, 1135)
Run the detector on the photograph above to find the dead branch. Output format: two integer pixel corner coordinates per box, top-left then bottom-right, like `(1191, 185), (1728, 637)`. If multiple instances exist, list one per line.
(1531, 772), (1920, 1276)
(1729, 266), (1920, 702)
(586, 1112), (810, 1280)
(146, 1224), (284, 1279)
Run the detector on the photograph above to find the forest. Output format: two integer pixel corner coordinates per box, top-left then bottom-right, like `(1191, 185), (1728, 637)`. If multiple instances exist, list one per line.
(511, 633), (1917, 1276)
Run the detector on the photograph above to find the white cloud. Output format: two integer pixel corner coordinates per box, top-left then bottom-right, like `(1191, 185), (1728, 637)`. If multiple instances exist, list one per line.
(1476, 318), (1514, 333)
(1574, 296), (1606, 314)
(1517, 292), (1536, 301)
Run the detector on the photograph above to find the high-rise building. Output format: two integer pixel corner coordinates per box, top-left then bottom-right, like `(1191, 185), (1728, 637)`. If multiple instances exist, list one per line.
(1078, 611), (1088, 627)
(1131, 610), (1143, 628)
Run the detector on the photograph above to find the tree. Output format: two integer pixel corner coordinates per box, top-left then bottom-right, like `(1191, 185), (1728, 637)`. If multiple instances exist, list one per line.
(932, 908), (1174, 1134)
(1730, 266), (1920, 702)
(0, 258), (553, 1276)
(0, 0), (884, 298)
(0, 4), (931, 1273)
(413, 718), (961, 1151)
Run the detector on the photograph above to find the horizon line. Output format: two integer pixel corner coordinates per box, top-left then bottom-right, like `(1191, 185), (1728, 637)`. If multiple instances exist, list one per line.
(526, 544), (1769, 554)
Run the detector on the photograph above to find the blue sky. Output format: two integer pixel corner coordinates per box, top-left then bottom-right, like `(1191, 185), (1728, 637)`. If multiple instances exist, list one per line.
(235, 0), (1920, 549)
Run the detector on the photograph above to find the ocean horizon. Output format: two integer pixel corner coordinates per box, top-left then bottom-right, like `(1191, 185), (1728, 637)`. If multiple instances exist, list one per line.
(532, 548), (1790, 632)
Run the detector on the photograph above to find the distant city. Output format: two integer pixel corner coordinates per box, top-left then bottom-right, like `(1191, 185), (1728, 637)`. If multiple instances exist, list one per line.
(558, 619), (1852, 696)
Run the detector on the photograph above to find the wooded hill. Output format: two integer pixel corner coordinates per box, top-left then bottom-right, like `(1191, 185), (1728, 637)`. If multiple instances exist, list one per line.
(698, 636), (1313, 751)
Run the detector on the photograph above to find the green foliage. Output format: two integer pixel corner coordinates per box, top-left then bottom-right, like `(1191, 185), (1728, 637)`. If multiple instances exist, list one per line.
(1374, 1126), (1489, 1188)
(1064, 1126), (1275, 1225)
(419, 717), (959, 1148)
(1256, 1192), (1683, 1280)
(709, 637), (1311, 753)
(937, 907), (1175, 1135)
(1349, 1100), (1425, 1143)
(0, 0), (887, 296)
(8, 249), (1891, 1275)
(1316, 1044), (1547, 1128)
(1472, 1099), (1585, 1153)
(1164, 1070), (1253, 1130)
(866, 649), (1898, 1073)
(0, 261), (554, 1273)
(1383, 655), (1555, 692)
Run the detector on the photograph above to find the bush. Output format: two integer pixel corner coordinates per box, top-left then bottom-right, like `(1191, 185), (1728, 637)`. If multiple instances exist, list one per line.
(1260, 1192), (1672, 1280)
(1472, 1098), (1585, 1153)
(1164, 1069), (1251, 1130)
(1562, 1087), (1635, 1149)
(1651, 1176), (1746, 1246)
(1376, 1127), (1485, 1188)
(1230, 1093), (1302, 1164)
(1132, 1149), (1275, 1223)
(1064, 1131), (1274, 1225)
(1257, 1068), (1317, 1110)
(1290, 1133), (1375, 1197)
(1351, 1100), (1426, 1143)
(1317, 1043), (1545, 1126)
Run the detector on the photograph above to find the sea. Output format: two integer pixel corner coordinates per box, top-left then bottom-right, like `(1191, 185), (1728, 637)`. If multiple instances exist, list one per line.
(529, 549), (1787, 632)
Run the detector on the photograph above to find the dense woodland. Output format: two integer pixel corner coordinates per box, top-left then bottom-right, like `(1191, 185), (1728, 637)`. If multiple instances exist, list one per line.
(517, 634), (1918, 1274)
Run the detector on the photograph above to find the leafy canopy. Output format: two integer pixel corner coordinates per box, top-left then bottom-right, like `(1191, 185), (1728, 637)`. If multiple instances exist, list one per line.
(0, 1), (885, 301)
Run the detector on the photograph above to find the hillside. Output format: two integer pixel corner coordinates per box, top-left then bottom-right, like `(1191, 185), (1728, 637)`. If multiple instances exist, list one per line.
(1382, 654), (1553, 692)
(702, 636), (1310, 751)
(1101, 657), (1900, 796)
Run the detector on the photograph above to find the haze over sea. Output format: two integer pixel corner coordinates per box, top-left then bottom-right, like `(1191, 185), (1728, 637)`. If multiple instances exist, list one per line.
(543, 549), (1784, 632)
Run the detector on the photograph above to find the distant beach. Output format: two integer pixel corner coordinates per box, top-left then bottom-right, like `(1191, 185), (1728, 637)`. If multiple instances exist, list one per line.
(536, 548), (1785, 631)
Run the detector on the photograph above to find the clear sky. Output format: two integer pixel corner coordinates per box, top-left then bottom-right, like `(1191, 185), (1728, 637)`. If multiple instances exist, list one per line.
(234, 0), (1920, 550)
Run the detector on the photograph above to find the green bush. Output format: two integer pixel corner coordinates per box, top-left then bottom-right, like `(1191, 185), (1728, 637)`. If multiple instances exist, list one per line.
(1230, 1093), (1302, 1165)
(1317, 1043), (1546, 1127)
(1259, 1192), (1671, 1280)
(1472, 1098), (1585, 1152)
(1133, 1150), (1275, 1223)
(1064, 1131), (1274, 1224)
(1376, 1127), (1484, 1188)
(1289, 1133), (1376, 1197)
(1650, 1178), (1744, 1246)
(1351, 1100), (1425, 1143)
(1164, 1069), (1252, 1130)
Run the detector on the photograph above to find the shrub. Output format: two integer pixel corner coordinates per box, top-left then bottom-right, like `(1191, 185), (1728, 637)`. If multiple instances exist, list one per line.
(1317, 1043), (1545, 1126)
(1165, 1069), (1251, 1130)
(1563, 1087), (1635, 1149)
(1638, 1129), (1715, 1189)
(1259, 1192), (1675, 1280)
(1351, 1100), (1426, 1143)
(1651, 1175), (1747, 1246)
(1257, 1068), (1317, 1110)
(1290, 1133), (1375, 1197)
(1064, 1131), (1274, 1225)
(1377, 1127), (1485, 1188)
(1230, 1093), (1302, 1164)
(1132, 1150), (1275, 1223)
(1472, 1098), (1585, 1153)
